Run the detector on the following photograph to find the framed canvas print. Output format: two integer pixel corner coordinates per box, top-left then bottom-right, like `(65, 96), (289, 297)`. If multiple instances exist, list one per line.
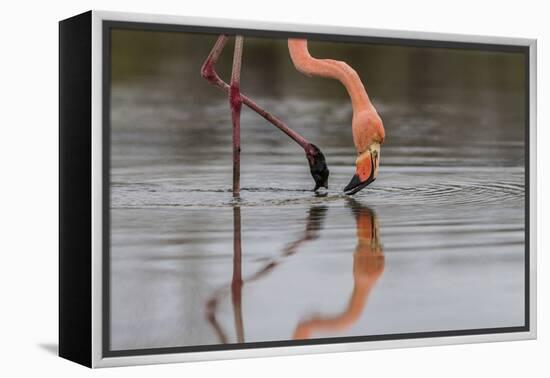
(59, 10), (537, 368)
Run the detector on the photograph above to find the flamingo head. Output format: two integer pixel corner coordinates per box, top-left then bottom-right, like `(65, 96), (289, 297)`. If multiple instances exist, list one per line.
(305, 144), (330, 191)
(344, 142), (380, 195)
(344, 110), (384, 195)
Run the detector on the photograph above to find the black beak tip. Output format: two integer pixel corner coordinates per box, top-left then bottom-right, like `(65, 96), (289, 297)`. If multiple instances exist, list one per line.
(344, 174), (375, 195)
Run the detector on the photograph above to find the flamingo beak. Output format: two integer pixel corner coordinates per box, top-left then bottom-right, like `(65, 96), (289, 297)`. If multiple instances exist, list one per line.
(306, 144), (330, 191)
(344, 144), (380, 195)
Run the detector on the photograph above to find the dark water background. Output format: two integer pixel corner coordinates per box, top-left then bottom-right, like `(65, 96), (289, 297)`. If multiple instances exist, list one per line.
(109, 30), (526, 350)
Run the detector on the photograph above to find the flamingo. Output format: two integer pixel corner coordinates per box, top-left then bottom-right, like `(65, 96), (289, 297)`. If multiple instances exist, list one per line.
(201, 35), (385, 196)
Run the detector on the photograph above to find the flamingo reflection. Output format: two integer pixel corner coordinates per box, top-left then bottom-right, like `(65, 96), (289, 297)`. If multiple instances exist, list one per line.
(205, 200), (384, 343)
(293, 200), (384, 339)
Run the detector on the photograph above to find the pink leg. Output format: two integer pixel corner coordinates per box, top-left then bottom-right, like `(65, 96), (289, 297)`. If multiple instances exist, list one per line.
(230, 36), (244, 197)
(201, 35), (329, 190)
(201, 36), (308, 148)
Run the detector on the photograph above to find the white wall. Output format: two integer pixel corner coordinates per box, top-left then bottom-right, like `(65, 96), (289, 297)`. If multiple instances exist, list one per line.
(0, 0), (546, 377)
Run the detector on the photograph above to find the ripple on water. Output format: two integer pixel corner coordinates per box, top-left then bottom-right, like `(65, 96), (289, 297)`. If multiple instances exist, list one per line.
(111, 166), (524, 210)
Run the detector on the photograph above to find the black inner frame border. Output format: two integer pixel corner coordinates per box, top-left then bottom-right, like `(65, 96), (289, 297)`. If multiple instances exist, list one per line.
(102, 20), (531, 358)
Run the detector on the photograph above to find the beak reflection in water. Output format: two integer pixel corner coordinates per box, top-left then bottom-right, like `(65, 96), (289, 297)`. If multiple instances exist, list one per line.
(205, 199), (384, 343)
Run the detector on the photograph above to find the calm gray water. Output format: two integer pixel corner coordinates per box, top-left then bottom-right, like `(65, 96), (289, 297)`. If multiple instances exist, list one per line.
(109, 31), (526, 351)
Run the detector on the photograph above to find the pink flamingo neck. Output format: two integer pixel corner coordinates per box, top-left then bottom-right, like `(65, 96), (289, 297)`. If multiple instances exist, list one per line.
(288, 39), (373, 114)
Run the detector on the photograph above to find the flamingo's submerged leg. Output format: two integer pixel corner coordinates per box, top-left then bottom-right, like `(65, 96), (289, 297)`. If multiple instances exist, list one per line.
(201, 35), (329, 191)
